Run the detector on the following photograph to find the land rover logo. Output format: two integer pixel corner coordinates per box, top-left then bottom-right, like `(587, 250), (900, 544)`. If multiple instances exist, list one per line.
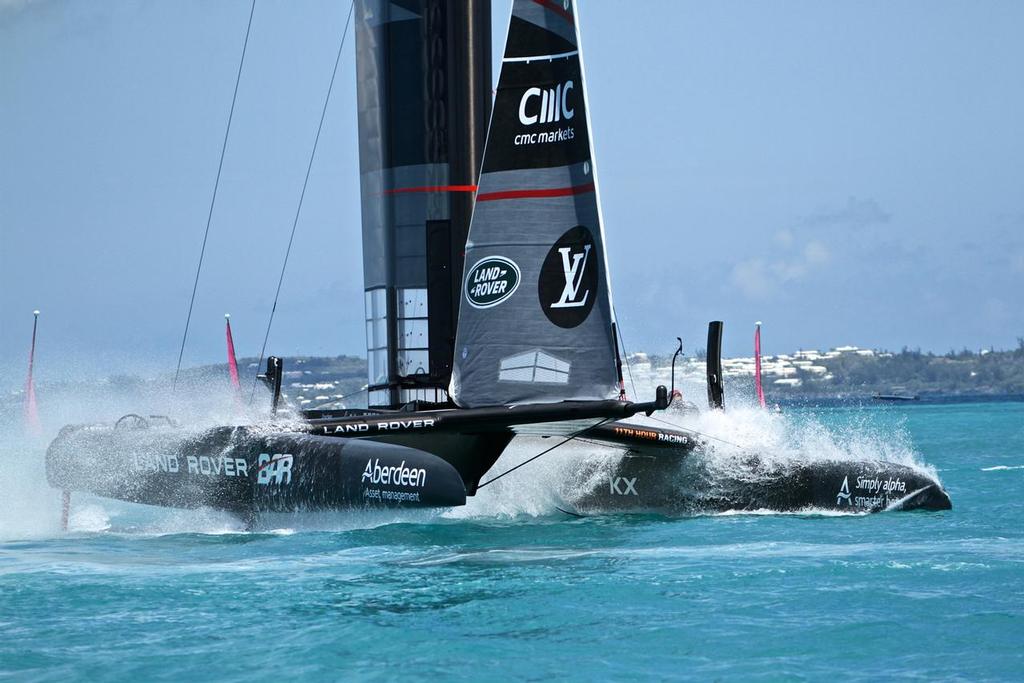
(465, 256), (521, 309)
(538, 226), (598, 328)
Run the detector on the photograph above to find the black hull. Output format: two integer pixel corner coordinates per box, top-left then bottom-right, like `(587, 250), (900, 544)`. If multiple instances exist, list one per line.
(565, 447), (951, 515)
(43, 396), (666, 521)
(46, 424), (467, 516)
(45, 391), (952, 520)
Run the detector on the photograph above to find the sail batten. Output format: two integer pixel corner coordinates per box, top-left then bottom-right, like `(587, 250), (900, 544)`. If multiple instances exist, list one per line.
(503, 50), (579, 63)
(451, 0), (618, 408)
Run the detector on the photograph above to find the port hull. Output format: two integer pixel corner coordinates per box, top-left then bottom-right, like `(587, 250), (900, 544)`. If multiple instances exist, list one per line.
(45, 425), (467, 515)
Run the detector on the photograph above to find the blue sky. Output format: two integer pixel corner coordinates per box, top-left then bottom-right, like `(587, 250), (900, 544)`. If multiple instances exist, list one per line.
(2, 1), (1022, 387)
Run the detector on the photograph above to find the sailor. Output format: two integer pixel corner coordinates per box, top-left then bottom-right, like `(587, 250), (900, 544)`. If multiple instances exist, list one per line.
(668, 388), (699, 416)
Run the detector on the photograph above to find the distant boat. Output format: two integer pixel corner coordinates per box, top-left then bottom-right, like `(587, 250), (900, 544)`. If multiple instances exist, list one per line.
(873, 388), (920, 401)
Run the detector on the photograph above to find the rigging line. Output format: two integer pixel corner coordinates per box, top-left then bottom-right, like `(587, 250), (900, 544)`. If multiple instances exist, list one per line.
(643, 413), (747, 450)
(249, 0), (355, 403)
(313, 385), (367, 409)
(174, 0), (257, 390)
(612, 308), (638, 401)
(476, 418), (614, 489)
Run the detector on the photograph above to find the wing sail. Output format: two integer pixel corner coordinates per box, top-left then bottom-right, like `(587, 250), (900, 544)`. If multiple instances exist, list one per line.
(451, 0), (618, 408)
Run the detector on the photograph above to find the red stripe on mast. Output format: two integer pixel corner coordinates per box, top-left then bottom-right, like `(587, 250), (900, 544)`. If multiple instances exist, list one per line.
(476, 182), (595, 203)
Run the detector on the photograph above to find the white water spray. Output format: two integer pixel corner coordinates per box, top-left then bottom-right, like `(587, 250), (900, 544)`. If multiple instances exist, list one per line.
(0, 370), (272, 540)
(448, 373), (939, 519)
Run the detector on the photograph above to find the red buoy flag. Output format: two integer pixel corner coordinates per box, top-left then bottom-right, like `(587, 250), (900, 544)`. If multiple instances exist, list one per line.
(754, 322), (766, 409)
(225, 314), (241, 397)
(24, 310), (42, 435)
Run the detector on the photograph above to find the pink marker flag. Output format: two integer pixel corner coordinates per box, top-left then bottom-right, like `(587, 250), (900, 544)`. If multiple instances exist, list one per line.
(754, 322), (766, 408)
(225, 314), (242, 397)
(24, 311), (42, 435)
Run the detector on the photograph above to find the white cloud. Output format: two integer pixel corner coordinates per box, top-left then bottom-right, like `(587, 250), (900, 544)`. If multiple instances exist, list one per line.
(731, 239), (831, 300)
(803, 240), (830, 266)
(731, 259), (776, 300)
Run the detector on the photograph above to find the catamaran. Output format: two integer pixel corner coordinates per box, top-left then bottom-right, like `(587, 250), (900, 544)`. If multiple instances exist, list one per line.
(45, 0), (950, 524)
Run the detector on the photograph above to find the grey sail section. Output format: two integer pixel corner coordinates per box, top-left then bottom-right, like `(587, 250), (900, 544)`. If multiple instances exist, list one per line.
(450, 0), (618, 408)
(355, 0), (491, 408)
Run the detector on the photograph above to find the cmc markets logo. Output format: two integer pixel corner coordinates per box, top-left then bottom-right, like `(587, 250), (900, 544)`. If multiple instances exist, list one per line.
(465, 256), (521, 309)
(518, 80), (575, 126)
(538, 226), (598, 328)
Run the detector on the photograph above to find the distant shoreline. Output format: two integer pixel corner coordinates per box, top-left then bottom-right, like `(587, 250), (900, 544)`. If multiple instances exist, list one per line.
(773, 393), (1024, 407)
(639, 343), (1024, 399)
(5, 347), (1023, 417)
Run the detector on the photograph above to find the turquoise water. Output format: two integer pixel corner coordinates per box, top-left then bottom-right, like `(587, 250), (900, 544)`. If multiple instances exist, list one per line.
(2, 401), (1022, 681)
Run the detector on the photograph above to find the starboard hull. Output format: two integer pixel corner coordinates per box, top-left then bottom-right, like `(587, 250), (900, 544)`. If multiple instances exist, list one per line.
(564, 442), (952, 515)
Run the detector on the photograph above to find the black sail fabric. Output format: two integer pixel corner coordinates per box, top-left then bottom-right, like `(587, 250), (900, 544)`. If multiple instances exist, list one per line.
(451, 0), (618, 408)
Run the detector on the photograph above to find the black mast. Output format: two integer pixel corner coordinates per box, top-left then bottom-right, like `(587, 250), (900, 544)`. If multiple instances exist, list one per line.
(355, 0), (491, 409)
(706, 321), (725, 409)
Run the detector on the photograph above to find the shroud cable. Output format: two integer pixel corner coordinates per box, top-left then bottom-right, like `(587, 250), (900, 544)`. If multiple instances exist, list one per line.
(250, 0), (355, 402)
(174, 0), (257, 390)
(476, 418), (614, 489)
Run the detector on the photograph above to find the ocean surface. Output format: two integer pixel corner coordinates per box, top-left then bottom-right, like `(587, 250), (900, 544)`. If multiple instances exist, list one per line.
(1, 399), (1022, 681)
